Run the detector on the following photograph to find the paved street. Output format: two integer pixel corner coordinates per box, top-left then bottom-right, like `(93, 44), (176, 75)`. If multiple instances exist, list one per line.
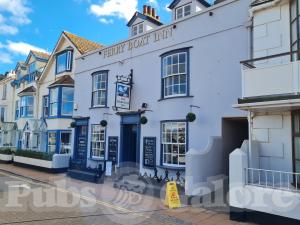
(0, 164), (254, 225)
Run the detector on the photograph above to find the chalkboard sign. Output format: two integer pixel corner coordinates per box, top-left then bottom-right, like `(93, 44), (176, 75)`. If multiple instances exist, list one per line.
(108, 136), (118, 163)
(143, 137), (156, 168)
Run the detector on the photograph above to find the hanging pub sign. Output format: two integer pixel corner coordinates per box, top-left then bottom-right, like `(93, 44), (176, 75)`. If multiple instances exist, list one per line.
(115, 82), (131, 109)
(114, 70), (133, 110)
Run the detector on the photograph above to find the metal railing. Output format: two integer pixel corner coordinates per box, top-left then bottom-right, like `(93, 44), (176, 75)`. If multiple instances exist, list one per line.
(245, 168), (300, 192)
(240, 50), (300, 69)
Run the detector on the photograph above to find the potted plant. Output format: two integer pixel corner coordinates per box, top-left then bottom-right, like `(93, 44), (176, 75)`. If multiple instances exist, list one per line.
(140, 116), (148, 125)
(186, 112), (196, 122)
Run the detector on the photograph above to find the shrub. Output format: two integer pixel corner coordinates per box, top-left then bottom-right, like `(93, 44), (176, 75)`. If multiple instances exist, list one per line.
(15, 150), (54, 161)
(0, 148), (12, 155)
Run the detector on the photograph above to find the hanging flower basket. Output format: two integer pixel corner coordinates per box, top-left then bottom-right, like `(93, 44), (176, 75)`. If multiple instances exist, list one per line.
(100, 120), (108, 127)
(140, 116), (148, 125)
(70, 122), (76, 128)
(186, 112), (196, 122)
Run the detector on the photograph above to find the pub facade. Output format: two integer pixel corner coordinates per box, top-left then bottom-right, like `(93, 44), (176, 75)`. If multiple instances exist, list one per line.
(72, 0), (251, 194)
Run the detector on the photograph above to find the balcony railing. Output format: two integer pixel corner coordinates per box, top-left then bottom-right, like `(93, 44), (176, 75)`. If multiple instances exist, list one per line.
(245, 168), (300, 193)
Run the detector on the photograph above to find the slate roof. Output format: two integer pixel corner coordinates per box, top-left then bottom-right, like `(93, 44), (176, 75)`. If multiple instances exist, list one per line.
(168, 0), (210, 9)
(63, 31), (103, 54)
(18, 86), (36, 95)
(49, 75), (74, 87)
(127, 12), (163, 27)
(250, 0), (275, 7)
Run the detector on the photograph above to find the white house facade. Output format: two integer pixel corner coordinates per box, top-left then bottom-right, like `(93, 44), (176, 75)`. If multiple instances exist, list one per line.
(73, 0), (251, 195)
(230, 0), (300, 224)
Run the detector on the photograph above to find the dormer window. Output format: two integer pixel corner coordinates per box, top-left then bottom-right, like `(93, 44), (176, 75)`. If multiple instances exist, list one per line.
(176, 4), (192, 20)
(55, 50), (72, 74)
(132, 23), (144, 36)
(29, 63), (36, 74)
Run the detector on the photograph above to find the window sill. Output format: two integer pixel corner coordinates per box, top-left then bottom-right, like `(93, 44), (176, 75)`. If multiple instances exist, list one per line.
(156, 165), (185, 171)
(89, 106), (109, 110)
(158, 95), (194, 102)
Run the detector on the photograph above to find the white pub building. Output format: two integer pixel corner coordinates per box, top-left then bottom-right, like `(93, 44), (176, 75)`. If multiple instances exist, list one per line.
(72, 0), (251, 195)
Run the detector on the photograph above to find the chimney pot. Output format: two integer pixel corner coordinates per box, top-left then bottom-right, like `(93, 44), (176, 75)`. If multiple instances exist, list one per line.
(147, 6), (151, 15)
(151, 8), (155, 17)
(143, 5), (147, 14)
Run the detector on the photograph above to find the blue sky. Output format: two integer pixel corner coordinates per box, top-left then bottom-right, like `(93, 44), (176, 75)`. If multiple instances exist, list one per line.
(0, 0), (214, 73)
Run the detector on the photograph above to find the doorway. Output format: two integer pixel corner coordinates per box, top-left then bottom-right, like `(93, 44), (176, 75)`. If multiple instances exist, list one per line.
(74, 123), (88, 169)
(222, 117), (249, 175)
(120, 114), (141, 165)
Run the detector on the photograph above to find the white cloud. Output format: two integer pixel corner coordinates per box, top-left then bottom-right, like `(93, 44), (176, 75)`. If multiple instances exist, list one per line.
(6, 40), (48, 56)
(99, 18), (114, 24)
(165, 3), (171, 12)
(147, 0), (158, 8)
(90, 0), (138, 22)
(0, 0), (32, 25)
(0, 52), (13, 64)
(0, 24), (18, 35)
(0, 0), (31, 35)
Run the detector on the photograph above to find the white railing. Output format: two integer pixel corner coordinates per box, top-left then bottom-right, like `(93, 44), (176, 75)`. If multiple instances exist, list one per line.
(245, 168), (300, 192)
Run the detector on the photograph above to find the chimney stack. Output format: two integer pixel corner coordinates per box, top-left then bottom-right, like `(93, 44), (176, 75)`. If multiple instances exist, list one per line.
(142, 5), (160, 21)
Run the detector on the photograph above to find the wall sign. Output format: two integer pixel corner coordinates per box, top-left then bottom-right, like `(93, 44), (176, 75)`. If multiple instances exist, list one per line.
(143, 137), (156, 168)
(115, 82), (131, 110)
(108, 136), (118, 163)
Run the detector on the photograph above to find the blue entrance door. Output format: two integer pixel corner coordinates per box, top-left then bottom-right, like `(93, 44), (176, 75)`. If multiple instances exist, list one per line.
(74, 124), (88, 168)
(120, 114), (141, 164)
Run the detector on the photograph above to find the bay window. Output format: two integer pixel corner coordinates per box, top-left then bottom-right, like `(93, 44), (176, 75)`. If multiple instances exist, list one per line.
(48, 132), (57, 153)
(56, 51), (72, 74)
(60, 131), (71, 154)
(42, 96), (49, 118)
(161, 121), (186, 167)
(49, 87), (74, 117)
(20, 96), (34, 117)
(91, 125), (106, 159)
(49, 88), (59, 116)
(62, 87), (74, 115)
(162, 49), (188, 98)
(92, 71), (108, 107)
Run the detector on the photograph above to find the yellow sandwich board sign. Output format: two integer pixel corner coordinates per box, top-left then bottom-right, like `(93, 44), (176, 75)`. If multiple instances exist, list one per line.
(164, 181), (181, 209)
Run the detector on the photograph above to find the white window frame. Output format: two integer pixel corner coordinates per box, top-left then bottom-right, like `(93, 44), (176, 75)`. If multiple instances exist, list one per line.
(48, 132), (57, 153)
(162, 52), (188, 98)
(92, 72), (107, 107)
(91, 125), (106, 159)
(56, 51), (72, 74)
(175, 3), (192, 20)
(61, 87), (74, 116)
(2, 84), (7, 100)
(49, 88), (59, 116)
(132, 22), (144, 36)
(60, 131), (72, 154)
(162, 121), (186, 167)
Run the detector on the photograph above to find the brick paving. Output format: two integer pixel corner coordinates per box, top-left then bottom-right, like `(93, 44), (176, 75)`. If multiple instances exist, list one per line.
(0, 163), (255, 225)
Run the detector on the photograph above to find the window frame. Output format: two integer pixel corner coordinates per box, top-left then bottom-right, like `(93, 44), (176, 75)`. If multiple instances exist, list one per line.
(15, 100), (19, 120)
(161, 120), (188, 168)
(48, 86), (74, 118)
(61, 87), (74, 116)
(20, 95), (34, 118)
(2, 84), (7, 100)
(55, 50), (73, 75)
(90, 124), (106, 160)
(175, 3), (192, 20)
(132, 22), (144, 36)
(91, 71), (108, 108)
(290, 0), (300, 61)
(60, 130), (72, 154)
(161, 48), (190, 99)
(42, 95), (49, 118)
(47, 131), (57, 153)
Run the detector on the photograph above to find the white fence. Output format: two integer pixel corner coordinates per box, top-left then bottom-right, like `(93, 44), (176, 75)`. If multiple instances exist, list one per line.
(245, 168), (300, 192)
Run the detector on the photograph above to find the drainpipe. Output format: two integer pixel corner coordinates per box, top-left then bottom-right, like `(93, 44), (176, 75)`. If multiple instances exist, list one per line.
(248, 111), (253, 169)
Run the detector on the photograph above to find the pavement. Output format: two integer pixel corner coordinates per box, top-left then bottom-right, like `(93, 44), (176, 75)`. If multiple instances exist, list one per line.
(0, 163), (255, 225)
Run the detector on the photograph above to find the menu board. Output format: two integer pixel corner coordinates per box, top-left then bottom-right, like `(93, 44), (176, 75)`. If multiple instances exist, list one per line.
(143, 137), (156, 168)
(108, 136), (118, 163)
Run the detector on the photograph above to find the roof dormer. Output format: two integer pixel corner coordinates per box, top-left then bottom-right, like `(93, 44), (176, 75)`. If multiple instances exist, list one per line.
(127, 5), (163, 37)
(168, 0), (210, 21)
